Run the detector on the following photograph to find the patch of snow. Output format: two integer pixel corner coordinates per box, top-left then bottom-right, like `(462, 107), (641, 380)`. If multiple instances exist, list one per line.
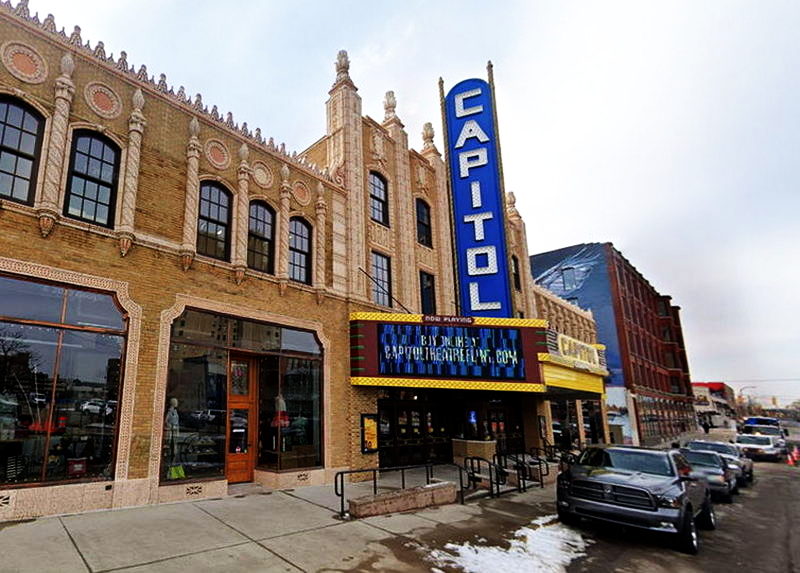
(428, 515), (590, 573)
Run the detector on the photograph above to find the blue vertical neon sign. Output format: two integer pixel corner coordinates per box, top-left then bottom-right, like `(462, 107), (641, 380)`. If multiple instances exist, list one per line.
(445, 78), (512, 318)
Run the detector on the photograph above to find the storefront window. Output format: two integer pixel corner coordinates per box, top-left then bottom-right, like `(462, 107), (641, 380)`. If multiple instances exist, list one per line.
(0, 276), (126, 487)
(162, 344), (227, 482)
(164, 309), (323, 482)
(258, 357), (322, 470)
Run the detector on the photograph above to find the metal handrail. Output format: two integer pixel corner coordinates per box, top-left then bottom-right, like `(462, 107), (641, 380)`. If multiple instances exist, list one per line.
(494, 452), (548, 490)
(463, 456), (507, 497)
(333, 463), (436, 518)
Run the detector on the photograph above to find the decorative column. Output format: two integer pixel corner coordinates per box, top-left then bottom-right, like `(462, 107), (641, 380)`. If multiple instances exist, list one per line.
(37, 52), (75, 237)
(314, 181), (327, 303)
(277, 163), (291, 294)
(233, 144), (250, 284)
(118, 89), (146, 256)
(179, 118), (201, 271)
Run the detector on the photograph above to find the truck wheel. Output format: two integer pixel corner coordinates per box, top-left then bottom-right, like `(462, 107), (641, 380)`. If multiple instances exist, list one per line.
(697, 497), (716, 530)
(557, 507), (579, 527)
(676, 510), (699, 554)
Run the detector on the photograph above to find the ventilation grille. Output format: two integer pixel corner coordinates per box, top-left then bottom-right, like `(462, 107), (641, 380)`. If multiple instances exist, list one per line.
(185, 485), (203, 497)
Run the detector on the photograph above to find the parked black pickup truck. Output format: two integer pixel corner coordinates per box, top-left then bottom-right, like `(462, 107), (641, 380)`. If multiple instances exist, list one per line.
(557, 446), (715, 554)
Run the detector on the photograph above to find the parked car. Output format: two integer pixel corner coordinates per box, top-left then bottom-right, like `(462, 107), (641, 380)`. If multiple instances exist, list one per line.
(557, 446), (714, 554)
(741, 424), (787, 448)
(80, 399), (114, 417)
(743, 416), (780, 428)
(681, 449), (737, 502)
(684, 440), (754, 486)
(735, 434), (784, 461)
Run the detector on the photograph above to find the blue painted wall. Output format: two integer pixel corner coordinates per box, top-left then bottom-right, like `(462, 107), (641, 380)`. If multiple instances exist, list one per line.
(530, 243), (625, 388)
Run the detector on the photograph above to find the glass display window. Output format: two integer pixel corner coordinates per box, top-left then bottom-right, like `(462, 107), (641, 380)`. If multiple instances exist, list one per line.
(0, 275), (126, 487)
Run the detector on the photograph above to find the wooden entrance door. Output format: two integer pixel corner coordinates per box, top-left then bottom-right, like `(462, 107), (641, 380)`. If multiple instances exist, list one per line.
(227, 357), (257, 483)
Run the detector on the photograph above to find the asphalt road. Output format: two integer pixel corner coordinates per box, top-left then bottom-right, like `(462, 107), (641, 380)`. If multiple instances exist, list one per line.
(568, 458), (800, 573)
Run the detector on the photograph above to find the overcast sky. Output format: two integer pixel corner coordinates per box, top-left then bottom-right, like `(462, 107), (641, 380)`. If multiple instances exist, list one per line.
(23, 1), (799, 405)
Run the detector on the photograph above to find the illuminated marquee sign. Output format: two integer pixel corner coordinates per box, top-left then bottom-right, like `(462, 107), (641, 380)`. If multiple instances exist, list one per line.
(444, 78), (512, 318)
(556, 333), (600, 368)
(379, 323), (525, 380)
(349, 315), (547, 390)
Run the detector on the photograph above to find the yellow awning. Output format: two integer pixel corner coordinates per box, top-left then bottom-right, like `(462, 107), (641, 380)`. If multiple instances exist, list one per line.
(350, 376), (546, 393)
(542, 363), (605, 394)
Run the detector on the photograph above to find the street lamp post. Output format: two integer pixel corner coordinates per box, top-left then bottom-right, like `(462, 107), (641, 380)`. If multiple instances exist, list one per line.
(738, 385), (757, 418)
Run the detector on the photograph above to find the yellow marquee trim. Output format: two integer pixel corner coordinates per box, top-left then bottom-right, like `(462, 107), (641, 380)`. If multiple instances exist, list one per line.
(542, 363), (605, 394)
(349, 312), (548, 328)
(351, 376), (547, 393)
(538, 353), (609, 376)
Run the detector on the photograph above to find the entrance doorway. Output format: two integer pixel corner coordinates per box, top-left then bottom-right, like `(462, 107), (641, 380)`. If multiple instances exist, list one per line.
(226, 357), (258, 483)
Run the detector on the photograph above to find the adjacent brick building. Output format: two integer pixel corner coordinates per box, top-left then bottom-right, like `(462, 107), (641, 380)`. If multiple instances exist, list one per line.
(531, 242), (696, 446)
(0, 2), (607, 520)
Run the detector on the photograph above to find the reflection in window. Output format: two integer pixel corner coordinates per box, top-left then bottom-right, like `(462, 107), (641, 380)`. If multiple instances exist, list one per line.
(258, 357), (322, 470)
(64, 131), (119, 227)
(0, 277), (126, 487)
(0, 97), (43, 205)
(416, 199), (432, 247)
(247, 201), (275, 274)
(162, 344), (227, 482)
(562, 267), (577, 290)
(419, 271), (436, 315)
(197, 182), (232, 260)
(371, 251), (392, 307)
(288, 218), (311, 284)
(369, 172), (389, 226)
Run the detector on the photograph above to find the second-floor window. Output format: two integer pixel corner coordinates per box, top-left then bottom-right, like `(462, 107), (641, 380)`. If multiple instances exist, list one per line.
(416, 199), (432, 247)
(371, 251), (392, 307)
(0, 96), (43, 205)
(369, 172), (389, 226)
(247, 201), (275, 274)
(64, 131), (119, 227)
(562, 267), (577, 290)
(197, 181), (231, 260)
(289, 217), (312, 284)
(511, 256), (521, 291)
(419, 271), (436, 315)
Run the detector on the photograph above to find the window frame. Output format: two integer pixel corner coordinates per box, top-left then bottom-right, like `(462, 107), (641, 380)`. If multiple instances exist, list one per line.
(63, 130), (121, 228)
(197, 181), (233, 261)
(247, 200), (275, 274)
(0, 96), (45, 206)
(511, 256), (522, 291)
(419, 270), (436, 315)
(368, 172), (389, 227)
(415, 198), (433, 247)
(371, 251), (392, 307)
(288, 217), (312, 285)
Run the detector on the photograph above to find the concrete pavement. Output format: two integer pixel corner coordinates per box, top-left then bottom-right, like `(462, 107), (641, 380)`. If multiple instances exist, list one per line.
(0, 468), (555, 573)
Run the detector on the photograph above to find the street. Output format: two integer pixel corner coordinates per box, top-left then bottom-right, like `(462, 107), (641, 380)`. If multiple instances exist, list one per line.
(567, 461), (800, 573)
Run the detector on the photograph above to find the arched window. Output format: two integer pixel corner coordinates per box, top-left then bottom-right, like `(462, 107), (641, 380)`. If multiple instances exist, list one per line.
(247, 201), (275, 273)
(416, 198), (432, 247)
(511, 256), (521, 291)
(368, 172), (389, 226)
(0, 97), (44, 205)
(197, 181), (232, 260)
(289, 217), (312, 284)
(64, 131), (120, 226)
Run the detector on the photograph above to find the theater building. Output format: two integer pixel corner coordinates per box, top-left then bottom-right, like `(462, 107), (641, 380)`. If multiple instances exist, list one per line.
(0, 2), (605, 521)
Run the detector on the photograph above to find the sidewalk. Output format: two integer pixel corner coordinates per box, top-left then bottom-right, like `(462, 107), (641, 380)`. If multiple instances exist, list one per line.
(0, 469), (557, 573)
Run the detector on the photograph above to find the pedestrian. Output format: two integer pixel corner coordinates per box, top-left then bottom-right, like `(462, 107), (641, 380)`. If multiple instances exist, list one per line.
(701, 420), (710, 434)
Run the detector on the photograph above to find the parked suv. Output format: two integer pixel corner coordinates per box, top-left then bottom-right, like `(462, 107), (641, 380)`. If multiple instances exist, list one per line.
(557, 446), (714, 554)
(685, 440), (754, 486)
(736, 434), (784, 461)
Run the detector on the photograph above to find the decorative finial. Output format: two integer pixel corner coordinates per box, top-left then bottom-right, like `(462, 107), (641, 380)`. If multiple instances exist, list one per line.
(238, 143), (249, 162)
(157, 73), (168, 92)
(422, 122), (435, 150)
(210, 105), (219, 120)
(69, 25), (82, 46)
(335, 50), (350, 84)
(225, 112), (235, 128)
(116, 51), (128, 71)
(42, 13), (56, 32)
(60, 52), (74, 78)
(507, 191), (516, 207)
(176, 86), (186, 101)
(280, 163), (290, 185)
(384, 91), (396, 120)
(14, 0), (30, 18)
(93, 41), (106, 60)
(189, 117), (200, 138)
(316, 182), (325, 204)
(132, 88), (144, 111)
(136, 65), (148, 81)
(193, 93), (203, 110)
(254, 127), (263, 143)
